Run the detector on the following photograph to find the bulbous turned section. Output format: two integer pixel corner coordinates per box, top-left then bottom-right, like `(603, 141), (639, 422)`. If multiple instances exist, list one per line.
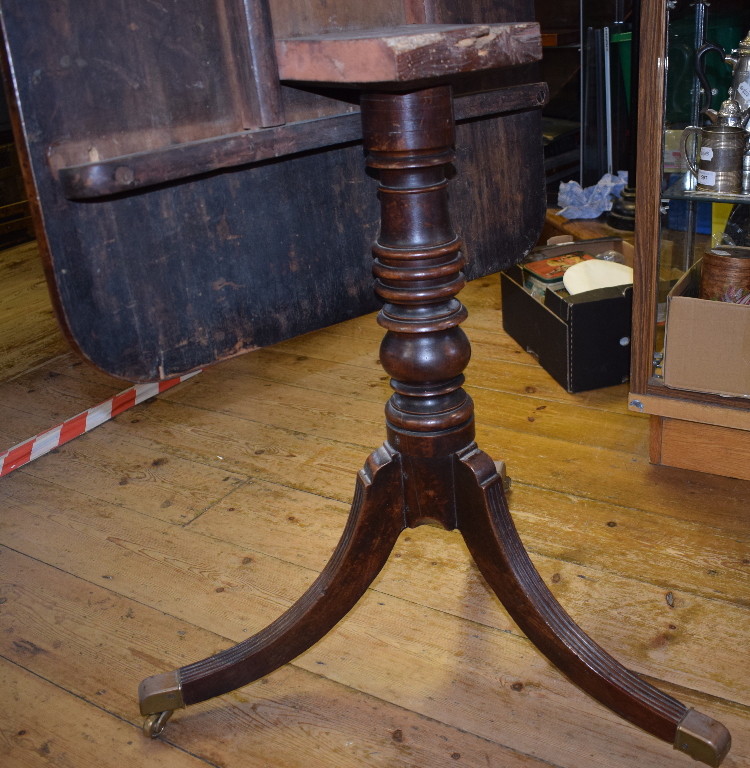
(379, 327), (470, 384)
(361, 86), (473, 448)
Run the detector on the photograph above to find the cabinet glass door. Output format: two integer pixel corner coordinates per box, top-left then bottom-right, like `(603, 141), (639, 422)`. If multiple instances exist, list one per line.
(654, 0), (750, 379)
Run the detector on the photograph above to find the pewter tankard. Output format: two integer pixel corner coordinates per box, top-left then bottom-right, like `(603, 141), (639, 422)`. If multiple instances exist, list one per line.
(681, 124), (748, 193)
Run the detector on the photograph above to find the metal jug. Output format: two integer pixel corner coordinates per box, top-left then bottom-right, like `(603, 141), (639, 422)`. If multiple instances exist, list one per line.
(680, 124), (748, 194)
(696, 31), (750, 115)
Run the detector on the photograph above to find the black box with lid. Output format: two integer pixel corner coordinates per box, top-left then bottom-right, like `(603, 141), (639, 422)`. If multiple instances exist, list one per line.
(499, 238), (633, 393)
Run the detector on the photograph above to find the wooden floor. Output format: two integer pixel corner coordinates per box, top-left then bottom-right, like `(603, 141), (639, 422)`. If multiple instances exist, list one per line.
(1, 240), (749, 768)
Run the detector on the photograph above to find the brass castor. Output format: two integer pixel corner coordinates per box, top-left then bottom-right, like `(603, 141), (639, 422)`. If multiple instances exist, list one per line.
(142, 710), (173, 738)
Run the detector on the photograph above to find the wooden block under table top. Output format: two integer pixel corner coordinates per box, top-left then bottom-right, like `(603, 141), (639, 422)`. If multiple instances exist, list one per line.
(276, 23), (541, 84)
(650, 415), (750, 482)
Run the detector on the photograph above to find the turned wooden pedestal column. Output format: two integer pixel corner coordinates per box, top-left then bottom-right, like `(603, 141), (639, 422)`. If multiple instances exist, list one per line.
(364, 87), (476, 526)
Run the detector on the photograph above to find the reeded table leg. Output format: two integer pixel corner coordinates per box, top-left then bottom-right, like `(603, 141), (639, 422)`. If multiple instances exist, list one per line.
(139, 445), (405, 735)
(138, 85), (731, 766)
(455, 447), (730, 767)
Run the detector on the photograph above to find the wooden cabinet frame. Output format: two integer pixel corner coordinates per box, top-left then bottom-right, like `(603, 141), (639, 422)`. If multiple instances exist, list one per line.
(631, 0), (750, 471)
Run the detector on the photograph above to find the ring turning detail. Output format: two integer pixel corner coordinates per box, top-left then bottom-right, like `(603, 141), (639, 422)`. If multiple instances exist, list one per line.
(137, 85), (731, 765)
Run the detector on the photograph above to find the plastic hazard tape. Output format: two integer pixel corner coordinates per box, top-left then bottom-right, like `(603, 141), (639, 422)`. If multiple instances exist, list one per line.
(0, 370), (201, 478)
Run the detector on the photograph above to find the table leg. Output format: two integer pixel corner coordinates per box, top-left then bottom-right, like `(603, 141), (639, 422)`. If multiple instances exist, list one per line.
(139, 443), (405, 735)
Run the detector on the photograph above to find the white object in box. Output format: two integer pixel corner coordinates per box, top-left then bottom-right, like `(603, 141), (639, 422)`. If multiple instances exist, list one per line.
(563, 259), (634, 295)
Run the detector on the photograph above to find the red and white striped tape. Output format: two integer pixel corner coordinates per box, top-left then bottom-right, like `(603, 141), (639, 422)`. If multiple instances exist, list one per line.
(0, 370), (201, 478)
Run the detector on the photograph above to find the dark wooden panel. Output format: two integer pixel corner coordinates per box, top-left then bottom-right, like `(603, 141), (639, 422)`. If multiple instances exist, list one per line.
(1, 0), (268, 169)
(0, 0), (545, 381)
(17, 111), (544, 381)
(57, 84), (548, 199)
(436, 0), (534, 24)
(269, 0), (405, 38)
(278, 83), (360, 125)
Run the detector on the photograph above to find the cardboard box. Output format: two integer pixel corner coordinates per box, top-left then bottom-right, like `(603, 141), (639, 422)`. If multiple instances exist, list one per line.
(663, 263), (750, 398)
(500, 238), (634, 393)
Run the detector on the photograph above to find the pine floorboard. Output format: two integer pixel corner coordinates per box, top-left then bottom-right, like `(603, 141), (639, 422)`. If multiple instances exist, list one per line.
(1, 241), (749, 768)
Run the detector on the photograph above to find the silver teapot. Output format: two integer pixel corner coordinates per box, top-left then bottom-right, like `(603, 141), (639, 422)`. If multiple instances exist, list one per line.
(696, 31), (750, 116)
(704, 95), (747, 128)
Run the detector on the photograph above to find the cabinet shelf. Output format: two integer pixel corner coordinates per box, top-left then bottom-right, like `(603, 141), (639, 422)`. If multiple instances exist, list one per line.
(661, 173), (750, 205)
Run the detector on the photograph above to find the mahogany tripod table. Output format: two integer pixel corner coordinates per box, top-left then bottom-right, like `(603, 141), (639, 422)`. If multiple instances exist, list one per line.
(134, 27), (730, 767)
(0, 6), (729, 763)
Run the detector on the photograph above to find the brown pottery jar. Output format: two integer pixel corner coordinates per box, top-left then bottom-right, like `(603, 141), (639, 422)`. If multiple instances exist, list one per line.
(699, 246), (750, 304)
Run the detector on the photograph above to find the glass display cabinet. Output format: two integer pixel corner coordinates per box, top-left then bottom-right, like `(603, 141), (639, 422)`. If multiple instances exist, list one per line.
(631, 0), (750, 480)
